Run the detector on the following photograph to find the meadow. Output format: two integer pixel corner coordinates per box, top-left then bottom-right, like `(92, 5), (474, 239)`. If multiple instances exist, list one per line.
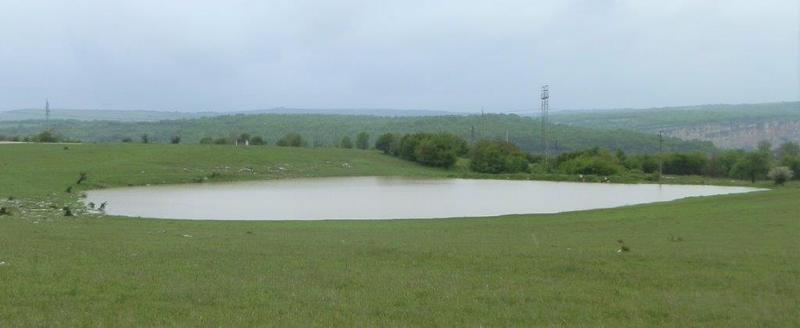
(0, 143), (798, 326)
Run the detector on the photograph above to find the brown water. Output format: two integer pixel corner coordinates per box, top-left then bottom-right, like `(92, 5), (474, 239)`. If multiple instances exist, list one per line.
(84, 177), (761, 220)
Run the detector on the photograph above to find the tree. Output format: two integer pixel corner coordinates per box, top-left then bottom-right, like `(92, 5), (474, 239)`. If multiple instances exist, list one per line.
(340, 136), (353, 149)
(276, 133), (306, 147)
(730, 151), (771, 183)
(250, 136), (265, 145)
(238, 133), (251, 144)
(777, 142), (800, 160)
(757, 140), (772, 153)
(199, 137), (213, 144)
(781, 156), (800, 180)
(394, 133), (467, 168)
(356, 132), (370, 150)
(35, 130), (59, 143)
(767, 166), (793, 185)
(374, 133), (397, 154)
(470, 140), (529, 173)
(661, 153), (708, 175)
(141, 134), (149, 144)
(171, 136), (181, 144)
(558, 151), (624, 176)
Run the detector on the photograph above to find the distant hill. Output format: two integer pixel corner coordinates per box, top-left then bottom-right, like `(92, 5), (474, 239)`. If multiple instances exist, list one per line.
(551, 102), (800, 149)
(0, 107), (460, 122)
(0, 113), (714, 154)
(243, 107), (462, 117)
(0, 108), (220, 122)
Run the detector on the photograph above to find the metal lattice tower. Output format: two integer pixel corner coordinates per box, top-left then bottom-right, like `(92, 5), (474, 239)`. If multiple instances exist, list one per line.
(540, 85), (550, 161)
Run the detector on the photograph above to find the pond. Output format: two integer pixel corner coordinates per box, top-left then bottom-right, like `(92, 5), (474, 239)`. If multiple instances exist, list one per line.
(84, 177), (761, 220)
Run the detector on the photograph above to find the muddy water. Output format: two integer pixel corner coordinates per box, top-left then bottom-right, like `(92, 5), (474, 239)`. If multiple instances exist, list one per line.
(84, 177), (761, 220)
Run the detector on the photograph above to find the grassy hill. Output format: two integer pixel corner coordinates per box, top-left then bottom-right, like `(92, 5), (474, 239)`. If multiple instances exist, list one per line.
(551, 101), (800, 149)
(0, 143), (797, 326)
(0, 113), (715, 154)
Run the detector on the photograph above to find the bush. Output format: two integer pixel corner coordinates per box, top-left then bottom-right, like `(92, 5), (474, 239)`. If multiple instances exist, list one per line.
(625, 155), (658, 173)
(781, 156), (800, 180)
(375, 133), (397, 154)
(199, 137), (213, 144)
(34, 130), (60, 143)
(767, 166), (794, 185)
(340, 136), (353, 149)
(213, 137), (230, 145)
(730, 151), (771, 183)
(559, 156), (623, 176)
(777, 142), (800, 159)
(555, 148), (623, 176)
(661, 153), (708, 175)
(250, 136), (265, 145)
(396, 133), (467, 168)
(276, 133), (306, 147)
(171, 136), (181, 144)
(470, 140), (529, 173)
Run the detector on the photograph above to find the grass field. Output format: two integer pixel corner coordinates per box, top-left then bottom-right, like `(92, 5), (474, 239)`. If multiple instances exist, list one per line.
(1, 144), (798, 326)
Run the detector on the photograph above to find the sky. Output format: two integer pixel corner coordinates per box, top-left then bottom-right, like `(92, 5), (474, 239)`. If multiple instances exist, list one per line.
(1, 0), (798, 112)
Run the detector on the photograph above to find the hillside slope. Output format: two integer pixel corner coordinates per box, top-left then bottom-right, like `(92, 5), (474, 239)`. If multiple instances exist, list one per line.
(551, 102), (800, 149)
(0, 114), (714, 154)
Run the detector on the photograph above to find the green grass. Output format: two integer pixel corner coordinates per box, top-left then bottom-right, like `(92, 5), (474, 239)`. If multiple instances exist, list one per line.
(1, 144), (798, 326)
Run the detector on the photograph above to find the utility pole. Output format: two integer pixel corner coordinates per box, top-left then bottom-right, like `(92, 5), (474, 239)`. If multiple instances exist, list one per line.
(45, 98), (50, 121)
(540, 85), (550, 165)
(480, 106), (485, 139)
(470, 125), (475, 144)
(658, 130), (664, 179)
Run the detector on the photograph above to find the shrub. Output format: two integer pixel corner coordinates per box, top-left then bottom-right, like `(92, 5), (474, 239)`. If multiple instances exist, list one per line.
(396, 133), (467, 168)
(213, 137), (230, 145)
(781, 156), (800, 179)
(777, 142), (800, 160)
(625, 155), (658, 173)
(276, 133), (306, 147)
(661, 153), (708, 175)
(557, 149), (623, 176)
(171, 136), (181, 144)
(340, 136), (353, 149)
(199, 137), (213, 144)
(375, 133), (397, 154)
(250, 136), (265, 145)
(767, 166), (793, 185)
(34, 130), (60, 143)
(559, 156), (623, 176)
(470, 140), (529, 173)
(730, 151), (771, 183)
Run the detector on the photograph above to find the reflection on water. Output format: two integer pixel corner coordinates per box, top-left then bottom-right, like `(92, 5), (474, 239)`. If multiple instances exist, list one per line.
(84, 177), (761, 220)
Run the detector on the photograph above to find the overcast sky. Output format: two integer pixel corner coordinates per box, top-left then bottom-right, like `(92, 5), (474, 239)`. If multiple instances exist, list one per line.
(1, 0), (798, 112)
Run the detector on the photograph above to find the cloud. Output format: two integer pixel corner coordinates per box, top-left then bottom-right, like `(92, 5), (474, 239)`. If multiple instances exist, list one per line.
(1, 0), (797, 111)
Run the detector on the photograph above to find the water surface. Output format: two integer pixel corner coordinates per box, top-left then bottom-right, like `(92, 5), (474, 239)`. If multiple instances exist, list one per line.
(84, 177), (761, 220)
